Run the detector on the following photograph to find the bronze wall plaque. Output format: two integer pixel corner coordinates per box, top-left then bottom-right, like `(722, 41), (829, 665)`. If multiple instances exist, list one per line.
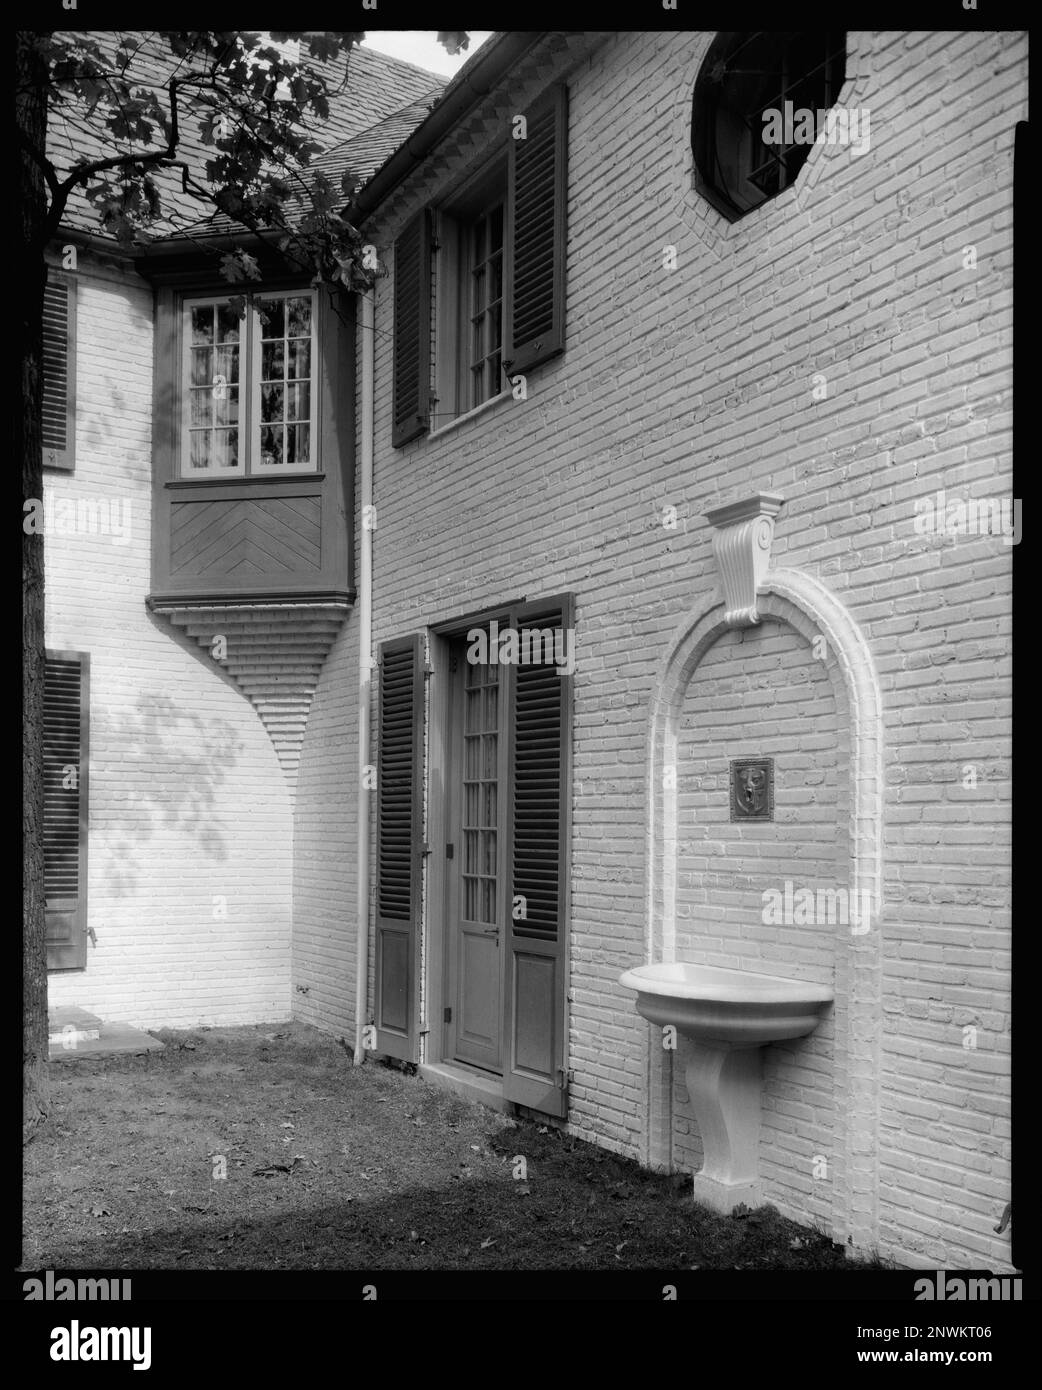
(730, 758), (774, 821)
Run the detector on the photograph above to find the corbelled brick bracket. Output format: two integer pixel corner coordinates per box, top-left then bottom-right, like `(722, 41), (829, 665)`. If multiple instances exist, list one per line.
(159, 602), (349, 793)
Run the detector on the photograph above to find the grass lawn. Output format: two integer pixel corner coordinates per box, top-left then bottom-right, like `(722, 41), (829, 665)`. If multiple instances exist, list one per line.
(23, 1021), (866, 1271)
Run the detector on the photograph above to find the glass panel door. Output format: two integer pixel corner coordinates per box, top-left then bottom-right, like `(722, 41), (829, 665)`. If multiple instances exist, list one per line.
(451, 638), (503, 1071)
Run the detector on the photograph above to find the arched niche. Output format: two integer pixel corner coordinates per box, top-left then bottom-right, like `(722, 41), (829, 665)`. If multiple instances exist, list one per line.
(641, 567), (883, 1253)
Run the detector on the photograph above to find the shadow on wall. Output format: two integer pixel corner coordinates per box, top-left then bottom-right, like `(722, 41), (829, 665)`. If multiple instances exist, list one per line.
(146, 605), (246, 703)
(99, 691), (246, 900)
(77, 290), (156, 459)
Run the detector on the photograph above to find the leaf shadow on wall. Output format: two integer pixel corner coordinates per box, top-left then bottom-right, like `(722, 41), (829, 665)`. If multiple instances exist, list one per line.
(77, 293), (155, 455)
(99, 691), (245, 901)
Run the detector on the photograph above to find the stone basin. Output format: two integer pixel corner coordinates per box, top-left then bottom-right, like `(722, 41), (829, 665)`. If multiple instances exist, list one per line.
(619, 961), (834, 1213)
(617, 961), (834, 1047)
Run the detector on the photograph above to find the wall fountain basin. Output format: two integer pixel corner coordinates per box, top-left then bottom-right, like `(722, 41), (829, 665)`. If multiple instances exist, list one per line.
(618, 962), (833, 1047)
(619, 962), (833, 1213)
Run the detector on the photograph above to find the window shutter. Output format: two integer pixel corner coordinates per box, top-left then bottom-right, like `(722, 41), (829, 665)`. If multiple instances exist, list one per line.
(503, 594), (573, 1116)
(44, 652), (89, 970)
(42, 277), (76, 472)
(504, 85), (567, 378)
(391, 211), (431, 448)
(375, 633), (425, 1059)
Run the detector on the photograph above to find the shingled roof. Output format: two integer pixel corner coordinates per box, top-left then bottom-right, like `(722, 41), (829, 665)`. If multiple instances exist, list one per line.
(184, 84), (445, 241)
(309, 89), (446, 193)
(49, 34), (445, 242)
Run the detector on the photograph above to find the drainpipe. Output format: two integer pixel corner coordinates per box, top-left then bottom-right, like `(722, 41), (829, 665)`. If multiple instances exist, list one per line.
(354, 289), (375, 1065)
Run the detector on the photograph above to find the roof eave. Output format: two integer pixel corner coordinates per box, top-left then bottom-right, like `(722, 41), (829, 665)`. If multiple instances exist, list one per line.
(348, 31), (547, 224)
(59, 34), (549, 268)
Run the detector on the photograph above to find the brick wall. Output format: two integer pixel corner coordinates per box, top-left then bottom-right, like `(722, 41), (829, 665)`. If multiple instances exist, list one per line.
(43, 258), (294, 1028)
(291, 617), (360, 1035)
(296, 27), (1021, 1269)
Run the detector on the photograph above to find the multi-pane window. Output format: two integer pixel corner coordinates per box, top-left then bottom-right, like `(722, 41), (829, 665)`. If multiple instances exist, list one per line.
(256, 295), (313, 469)
(399, 87), (567, 445)
(462, 654), (500, 924)
(746, 33), (847, 199)
(186, 300), (243, 473)
(692, 32), (847, 221)
(467, 202), (504, 411)
(181, 290), (316, 476)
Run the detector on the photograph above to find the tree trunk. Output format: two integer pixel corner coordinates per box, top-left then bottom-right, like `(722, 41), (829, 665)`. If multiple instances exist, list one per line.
(20, 32), (50, 1143)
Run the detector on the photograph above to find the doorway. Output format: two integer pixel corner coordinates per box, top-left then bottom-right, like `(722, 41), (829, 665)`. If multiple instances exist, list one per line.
(421, 596), (572, 1119)
(443, 629), (506, 1073)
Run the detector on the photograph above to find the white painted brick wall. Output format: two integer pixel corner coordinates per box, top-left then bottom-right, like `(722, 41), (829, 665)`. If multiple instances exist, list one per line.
(43, 259), (294, 1029)
(293, 29), (1020, 1270)
(291, 616), (360, 1034)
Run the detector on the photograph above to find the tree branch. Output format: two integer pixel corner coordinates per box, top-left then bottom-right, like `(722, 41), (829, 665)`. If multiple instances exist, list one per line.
(16, 131), (63, 207)
(42, 75), (184, 243)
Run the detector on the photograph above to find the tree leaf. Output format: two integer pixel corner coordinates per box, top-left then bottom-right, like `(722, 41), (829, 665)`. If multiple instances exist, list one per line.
(437, 32), (469, 56)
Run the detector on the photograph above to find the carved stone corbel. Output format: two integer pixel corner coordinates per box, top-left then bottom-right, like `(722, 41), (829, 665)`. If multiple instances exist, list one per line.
(703, 492), (785, 627)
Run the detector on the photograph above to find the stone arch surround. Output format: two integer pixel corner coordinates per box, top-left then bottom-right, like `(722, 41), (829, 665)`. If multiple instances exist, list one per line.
(642, 569), (883, 1252)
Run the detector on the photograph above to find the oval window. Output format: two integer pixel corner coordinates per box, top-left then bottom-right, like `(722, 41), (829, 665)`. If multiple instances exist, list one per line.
(693, 32), (847, 221)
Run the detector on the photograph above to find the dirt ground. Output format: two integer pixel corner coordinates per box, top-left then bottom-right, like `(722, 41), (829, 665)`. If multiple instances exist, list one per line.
(22, 1022), (863, 1271)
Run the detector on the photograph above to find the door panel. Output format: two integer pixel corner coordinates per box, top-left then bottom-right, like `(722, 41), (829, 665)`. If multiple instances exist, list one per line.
(459, 932), (499, 1054)
(440, 599), (572, 1113)
(450, 641), (503, 1072)
(513, 948), (556, 1077)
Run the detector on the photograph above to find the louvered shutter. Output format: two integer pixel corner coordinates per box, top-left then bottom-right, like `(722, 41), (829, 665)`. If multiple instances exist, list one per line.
(391, 211), (431, 448)
(504, 85), (567, 378)
(42, 277), (76, 472)
(503, 595), (573, 1115)
(375, 634), (425, 1059)
(44, 652), (89, 970)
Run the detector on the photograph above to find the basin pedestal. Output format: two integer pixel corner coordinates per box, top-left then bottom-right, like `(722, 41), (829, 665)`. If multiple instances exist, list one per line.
(618, 962), (834, 1214)
(683, 1040), (763, 1213)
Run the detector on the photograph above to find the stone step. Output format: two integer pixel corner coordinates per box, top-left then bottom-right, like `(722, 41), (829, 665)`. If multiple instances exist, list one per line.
(47, 1007), (165, 1061)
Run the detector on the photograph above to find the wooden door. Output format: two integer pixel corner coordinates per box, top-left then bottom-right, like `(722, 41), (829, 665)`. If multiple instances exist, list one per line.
(446, 633), (504, 1072)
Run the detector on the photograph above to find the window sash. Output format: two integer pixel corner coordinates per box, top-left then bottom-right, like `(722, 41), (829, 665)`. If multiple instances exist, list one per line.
(179, 290), (317, 478)
(181, 295), (247, 478)
(251, 290), (317, 474)
(433, 176), (509, 428)
(466, 201), (505, 412)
